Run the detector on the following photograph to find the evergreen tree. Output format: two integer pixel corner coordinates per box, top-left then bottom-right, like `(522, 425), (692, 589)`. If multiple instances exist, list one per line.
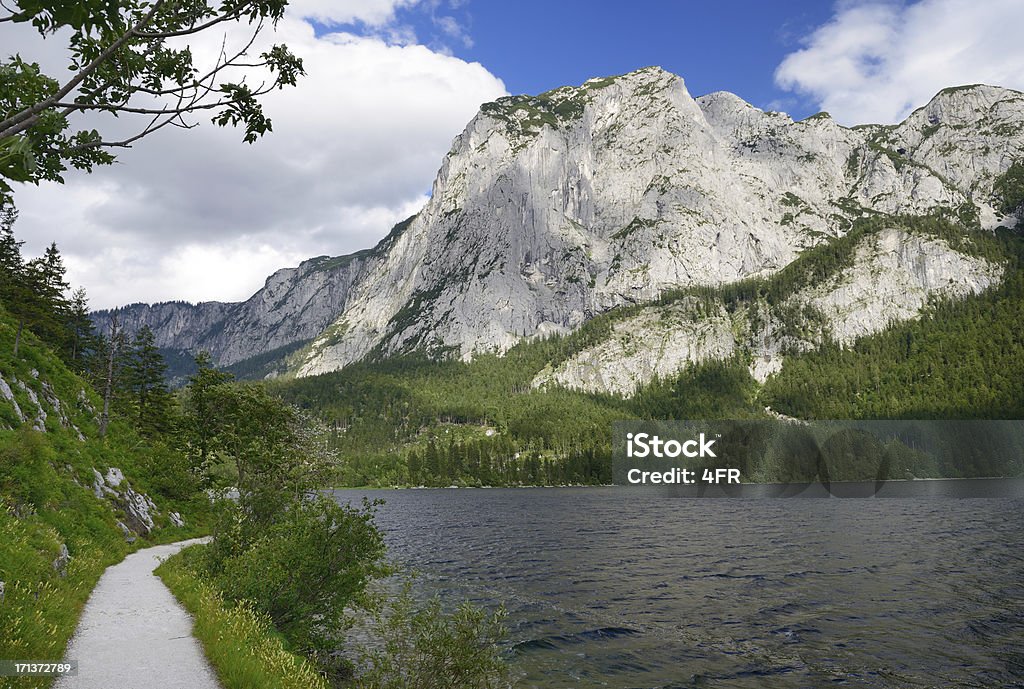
(128, 325), (174, 436)
(182, 351), (234, 475)
(0, 205), (22, 276)
(65, 287), (97, 370)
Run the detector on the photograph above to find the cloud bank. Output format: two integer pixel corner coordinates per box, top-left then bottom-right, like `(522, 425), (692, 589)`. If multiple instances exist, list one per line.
(775, 0), (1024, 126)
(2, 2), (505, 308)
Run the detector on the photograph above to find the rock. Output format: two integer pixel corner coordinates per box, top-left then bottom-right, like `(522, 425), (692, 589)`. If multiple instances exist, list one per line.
(77, 388), (97, 416)
(104, 467), (125, 488)
(91, 250), (374, 373)
(0, 375), (25, 423)
(116, 520), (137, 543)
(169, 512), (185, 528)
(94, 469), (158, 536)
(534, 297), (738, 396)
(531, 228), (1000, 395)
(53, 544), (70, 577)
(795, 228), (1001, 346)
(91, 468), (118, 499)
(119, 486), (157, 535)
(749, 355), (784, 384)
(15, 380), (46, 431)
(91, 469), (104, 498)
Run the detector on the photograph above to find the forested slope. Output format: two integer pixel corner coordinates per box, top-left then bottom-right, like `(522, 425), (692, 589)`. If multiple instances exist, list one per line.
(273, 218), (1024, 487)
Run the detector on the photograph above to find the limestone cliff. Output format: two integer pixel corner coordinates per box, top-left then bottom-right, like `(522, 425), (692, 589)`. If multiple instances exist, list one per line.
(98, 68), (1024, 385)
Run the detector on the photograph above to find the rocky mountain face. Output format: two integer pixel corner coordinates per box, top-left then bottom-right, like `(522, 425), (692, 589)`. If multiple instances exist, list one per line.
(100, 67), (1024, 387)
(91, 242), (390, 369)
(532, 227), (1003, 395)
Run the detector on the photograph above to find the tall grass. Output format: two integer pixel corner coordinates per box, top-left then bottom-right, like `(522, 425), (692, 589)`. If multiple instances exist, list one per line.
(155, 545), (329, 689)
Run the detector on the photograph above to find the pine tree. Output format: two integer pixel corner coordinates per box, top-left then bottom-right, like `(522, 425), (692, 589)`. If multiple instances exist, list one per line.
(0, 205), (23, 277)
(66, 287), (97, 369)
(128, 325), (174, 436)
(0, 207), (33, 355)
(183, 351), (234, 474)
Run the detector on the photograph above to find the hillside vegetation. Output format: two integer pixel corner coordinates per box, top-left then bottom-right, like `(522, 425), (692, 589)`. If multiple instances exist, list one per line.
(0, 209), (213, 685)
(0, 310), (207, 686)
(1, 210), (511, 688)
(273, 216), (1024, 487)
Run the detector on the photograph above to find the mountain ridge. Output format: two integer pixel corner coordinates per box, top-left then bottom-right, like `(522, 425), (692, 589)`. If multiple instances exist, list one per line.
(93, 67), (1024, 386)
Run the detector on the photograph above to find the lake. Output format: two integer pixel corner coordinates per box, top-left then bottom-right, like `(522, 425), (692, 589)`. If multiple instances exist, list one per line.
(332, 481), (1024, 688)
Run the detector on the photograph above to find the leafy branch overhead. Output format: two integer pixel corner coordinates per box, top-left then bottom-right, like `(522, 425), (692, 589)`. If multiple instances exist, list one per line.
(0, 0), (304, 202)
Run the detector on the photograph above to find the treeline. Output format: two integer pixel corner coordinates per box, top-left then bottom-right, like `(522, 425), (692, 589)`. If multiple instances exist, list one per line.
(406, 438), (610, 487)
(1, 207), (174, 438)
(275, 215), (1024, 487)
(272, 348), (628, 487)
(761, 229), (1024, 424)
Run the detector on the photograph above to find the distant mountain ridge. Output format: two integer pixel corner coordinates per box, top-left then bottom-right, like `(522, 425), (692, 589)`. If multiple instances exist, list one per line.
(93, 67), (1024, 387)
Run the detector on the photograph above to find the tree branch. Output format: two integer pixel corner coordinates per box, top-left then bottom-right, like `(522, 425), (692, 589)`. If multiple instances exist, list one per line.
(54, 79), (277, 116)
(0, 0), (168, 140)
(129, 21), (262, 98)
(133, 3), (250, 39)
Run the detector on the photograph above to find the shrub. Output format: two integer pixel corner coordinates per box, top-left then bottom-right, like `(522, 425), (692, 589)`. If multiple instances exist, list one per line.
(206, 496), (388, 658)
(156, 547), (330, 689)
(354, 583), (511, 689)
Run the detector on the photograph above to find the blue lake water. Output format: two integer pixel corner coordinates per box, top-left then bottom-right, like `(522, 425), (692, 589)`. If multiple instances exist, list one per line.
(333, 481), (1024, 688)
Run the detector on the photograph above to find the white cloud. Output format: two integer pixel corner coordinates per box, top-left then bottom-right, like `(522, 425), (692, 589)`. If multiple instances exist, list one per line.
(2, 7), (506, 309)
(287, 0), (419, 26)
(775, 0), (1024, 125)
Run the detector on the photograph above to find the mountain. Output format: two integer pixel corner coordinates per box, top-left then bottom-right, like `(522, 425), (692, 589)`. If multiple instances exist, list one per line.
(96, 67), (1024, 387)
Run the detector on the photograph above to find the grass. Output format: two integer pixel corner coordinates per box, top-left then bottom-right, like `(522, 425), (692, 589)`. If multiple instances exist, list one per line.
(0, 308), (209, 688)
(0, 508), (124, 689)
(155, 545), (329, 689)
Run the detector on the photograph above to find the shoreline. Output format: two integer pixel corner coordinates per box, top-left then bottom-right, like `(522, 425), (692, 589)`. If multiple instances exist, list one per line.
(329, 475), (1024, 490)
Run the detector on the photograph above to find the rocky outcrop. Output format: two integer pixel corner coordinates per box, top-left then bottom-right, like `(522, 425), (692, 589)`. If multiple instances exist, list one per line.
(97, 68), (1024, 384)
(533, 299), (738, 396)
(15, 379), (46, 431)
(0, 374), (24, 425)
(0, 370), (88, 438)
(92, 467), (159, 535)
(52, 544), (70, 577)
(533, 228), (1002, 396)
(796, 228), (1002, 345)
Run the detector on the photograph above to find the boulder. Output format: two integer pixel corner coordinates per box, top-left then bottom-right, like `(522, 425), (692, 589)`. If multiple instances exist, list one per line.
(52, 544), (70, 577)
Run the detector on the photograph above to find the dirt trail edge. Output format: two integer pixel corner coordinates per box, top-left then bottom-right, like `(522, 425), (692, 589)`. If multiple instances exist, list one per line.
(55, 538), (220, 689)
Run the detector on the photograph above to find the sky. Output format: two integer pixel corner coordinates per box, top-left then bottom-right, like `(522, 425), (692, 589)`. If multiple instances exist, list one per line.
(4, 0), (1024, 309)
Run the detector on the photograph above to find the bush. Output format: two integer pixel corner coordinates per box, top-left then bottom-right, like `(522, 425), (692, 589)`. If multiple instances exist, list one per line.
(354, 583), (511, 689)
(0, 428), (55, 512)
(156, 546), (330, 689)
(206, 496), (388, 658)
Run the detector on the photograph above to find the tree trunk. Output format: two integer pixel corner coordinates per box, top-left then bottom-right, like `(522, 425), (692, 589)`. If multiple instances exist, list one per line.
(99, 314), (118, 439)
(14, 317), (23, 357)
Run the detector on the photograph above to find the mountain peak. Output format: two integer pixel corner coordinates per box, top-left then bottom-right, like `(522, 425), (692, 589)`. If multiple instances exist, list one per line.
(105, 72), (1024, 382)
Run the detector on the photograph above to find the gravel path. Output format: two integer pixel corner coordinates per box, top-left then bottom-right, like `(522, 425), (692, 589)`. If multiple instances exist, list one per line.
(55, 538), (220, 689)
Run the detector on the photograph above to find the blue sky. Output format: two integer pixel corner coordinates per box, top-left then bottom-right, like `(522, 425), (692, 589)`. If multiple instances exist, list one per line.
(370, 0), (836, 119)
